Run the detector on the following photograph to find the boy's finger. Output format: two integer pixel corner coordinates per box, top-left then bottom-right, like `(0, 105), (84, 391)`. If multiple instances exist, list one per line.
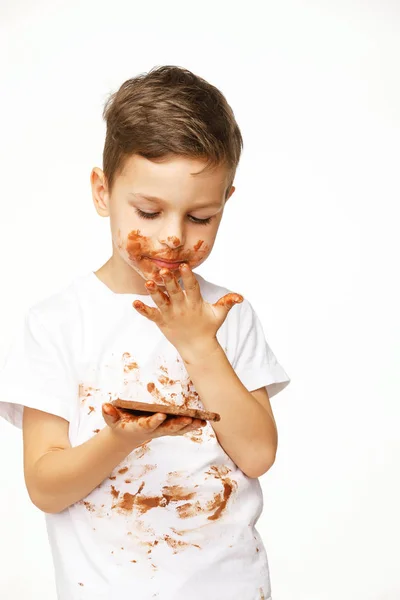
(142, 282), (172, 314)
(159, 416), (193, 433)
(132, 300), (161, 322)
(179, 263), (201, 301)
(176, 420), (207, 435)
(159, 269), (185, 304)
(147, 412), (168, 430)
(102, 403), (121, 429)
(213, 293), (243, 313)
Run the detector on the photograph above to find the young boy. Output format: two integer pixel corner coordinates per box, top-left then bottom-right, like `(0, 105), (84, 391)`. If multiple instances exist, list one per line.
(0, 65), (290, 600)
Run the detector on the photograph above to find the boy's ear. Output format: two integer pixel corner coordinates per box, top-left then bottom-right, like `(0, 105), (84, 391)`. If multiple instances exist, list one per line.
(225, 185), (236, 202)
(91, 167), (110, 217)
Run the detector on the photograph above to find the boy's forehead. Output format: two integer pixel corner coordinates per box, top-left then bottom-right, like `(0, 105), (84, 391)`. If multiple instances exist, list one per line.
(118, 154), (230, 197)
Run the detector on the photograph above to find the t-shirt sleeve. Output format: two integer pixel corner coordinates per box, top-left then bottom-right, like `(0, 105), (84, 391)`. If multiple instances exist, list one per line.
(0, 309), (77, 429)
(230, 299), (290, 398)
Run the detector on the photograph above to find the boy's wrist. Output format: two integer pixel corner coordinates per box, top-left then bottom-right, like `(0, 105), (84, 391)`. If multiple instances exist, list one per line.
(102, 425), (148, 456)
(177, 337), (223, 365)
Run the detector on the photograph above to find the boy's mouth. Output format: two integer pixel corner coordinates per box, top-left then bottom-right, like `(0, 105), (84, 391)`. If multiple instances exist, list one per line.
(146, 257), (184, 270)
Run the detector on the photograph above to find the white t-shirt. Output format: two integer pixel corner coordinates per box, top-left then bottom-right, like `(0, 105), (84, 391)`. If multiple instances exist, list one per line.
(0, 272), (290, 600)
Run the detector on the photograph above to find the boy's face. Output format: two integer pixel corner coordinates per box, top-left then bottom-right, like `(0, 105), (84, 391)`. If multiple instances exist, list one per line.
(91, 154), (235, 293)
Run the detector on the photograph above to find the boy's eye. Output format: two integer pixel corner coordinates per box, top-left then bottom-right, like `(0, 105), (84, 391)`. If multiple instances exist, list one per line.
(135, 208), (212, 226)
(135, 209), (159, 220)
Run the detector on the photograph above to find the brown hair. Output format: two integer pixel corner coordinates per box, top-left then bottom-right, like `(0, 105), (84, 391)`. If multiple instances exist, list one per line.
(102, 65), (243, 197)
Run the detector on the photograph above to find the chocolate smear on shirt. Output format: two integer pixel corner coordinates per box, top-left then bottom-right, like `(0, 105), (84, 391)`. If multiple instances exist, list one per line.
(206, 481), (234, 521)
(134, 441), (151, 460)
(185, 428), (203, 444)
(146, 382), (167, 403)
(158, 375), (178, 386)
(205, 465), (237, 521)
(110, 485), (120, 500)
(118, 492), (135, 511)
(176, 501), (203, 519)
(163, 534), (201, 554)
(83, 501), (95, 513)
(79, 384), (100, 404)
(174, 465), (237, 521)
(122, 352), (139, 373)
(113, 481), (196, 516)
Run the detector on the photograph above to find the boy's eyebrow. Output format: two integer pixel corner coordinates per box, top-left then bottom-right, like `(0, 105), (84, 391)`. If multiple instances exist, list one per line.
(129, 192), (222, 209)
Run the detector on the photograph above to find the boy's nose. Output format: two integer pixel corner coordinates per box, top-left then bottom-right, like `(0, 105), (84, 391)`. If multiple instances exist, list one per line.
(161, 235), (184, 249)
(158, 228), (185, 250)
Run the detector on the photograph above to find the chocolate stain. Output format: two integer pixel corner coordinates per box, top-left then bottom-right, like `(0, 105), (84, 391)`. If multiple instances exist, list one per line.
(93, 429), (100, 434)
(176, 501), (202, 519)
(180, 379), (202, 410)
(205, 466), (237, 521)
(110, 485), (120, 500)
(125, 231), (209, 286)
(122, 352), (139, 373)
(193, 239), (204, 251)
(83, 501), (95, 513)
(214, 293), (243, 308)
(134, 442), (151, 460)
(79, 384), (100, 404)
(118, 467), (129, 475)
(166, 236), (181, 247)
(146, 382), (167, 403)
(186, 428), (203, 444)
(112, 481), (197, 516)
(163, 534), (201, 554)
(118, 492), (135, 511)
(206, 481), (233, 521)
(138, 464), (157, 477)
(158, 375), (178, 386)
(88, 406), (95, 415)
(172, 465), (237, 521)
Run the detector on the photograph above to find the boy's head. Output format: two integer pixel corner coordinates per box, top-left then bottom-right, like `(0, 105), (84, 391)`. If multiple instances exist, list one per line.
(91, 65), (243, 293)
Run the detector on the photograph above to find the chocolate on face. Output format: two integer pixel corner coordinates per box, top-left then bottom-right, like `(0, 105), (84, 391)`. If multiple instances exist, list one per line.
(123, 229), (210, 284)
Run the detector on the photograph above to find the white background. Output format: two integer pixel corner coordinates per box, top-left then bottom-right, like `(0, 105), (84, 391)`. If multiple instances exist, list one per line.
(0, 1), (399, 598)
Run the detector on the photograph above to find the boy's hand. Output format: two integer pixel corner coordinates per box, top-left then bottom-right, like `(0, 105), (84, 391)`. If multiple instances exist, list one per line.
(132, 263), (243, 359)
(102, 403), (206, 448)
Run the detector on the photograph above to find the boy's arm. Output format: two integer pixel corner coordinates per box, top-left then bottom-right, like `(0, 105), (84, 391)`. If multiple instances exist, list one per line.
(180, 340), (278, 479)
(23, 408), (141, 514)
(133, 265), (280, 480)
(23, 406), (204, 514)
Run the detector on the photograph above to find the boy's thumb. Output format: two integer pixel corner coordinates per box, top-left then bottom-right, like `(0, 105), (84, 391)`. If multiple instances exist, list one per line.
(102, 403), (120, 428)
(214, 293), (243, 313)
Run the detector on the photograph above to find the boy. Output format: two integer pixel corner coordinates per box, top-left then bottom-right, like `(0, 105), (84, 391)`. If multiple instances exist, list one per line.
(0, 65), (290, 599)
